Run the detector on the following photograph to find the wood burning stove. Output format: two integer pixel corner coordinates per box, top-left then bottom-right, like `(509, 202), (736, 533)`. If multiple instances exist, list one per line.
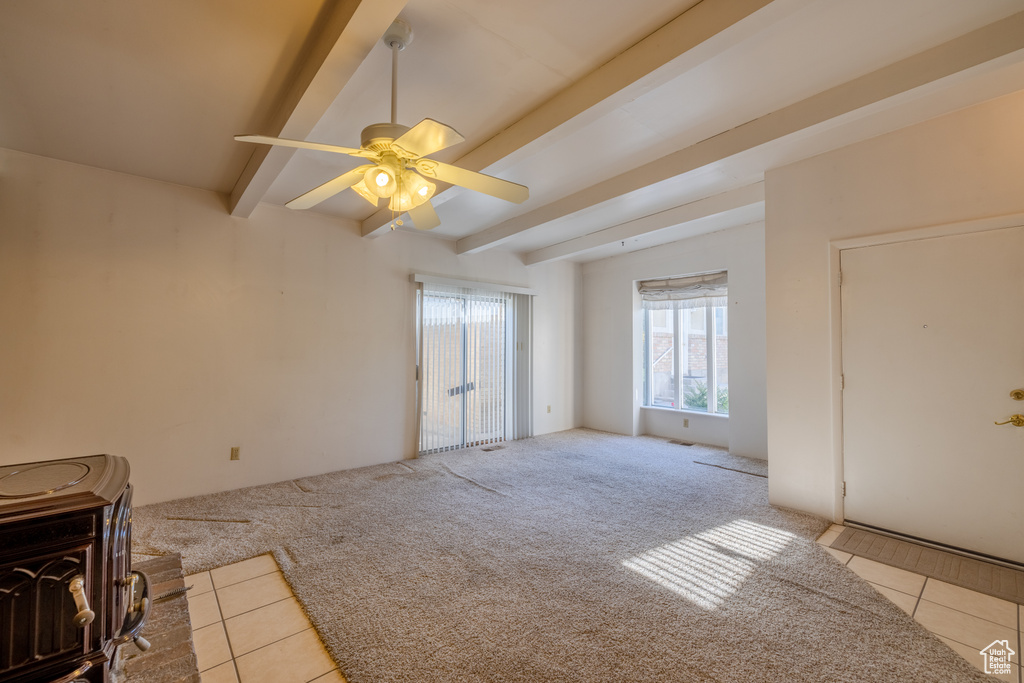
(0, 455), (151, 683)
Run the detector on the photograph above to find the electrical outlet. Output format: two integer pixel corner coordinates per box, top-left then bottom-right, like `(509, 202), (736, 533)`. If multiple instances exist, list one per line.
(230, 446), (240, 461)
(547, 405), (551, 413)
(683, 418), (689, 428)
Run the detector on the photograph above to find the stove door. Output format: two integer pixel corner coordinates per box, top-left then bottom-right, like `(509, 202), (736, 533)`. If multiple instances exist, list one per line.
(109, 484), (133, 639)
(0, 546), (93, 674)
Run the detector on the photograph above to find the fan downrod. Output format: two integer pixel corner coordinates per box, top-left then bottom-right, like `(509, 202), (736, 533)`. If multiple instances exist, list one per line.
(384, 20), (412, 126)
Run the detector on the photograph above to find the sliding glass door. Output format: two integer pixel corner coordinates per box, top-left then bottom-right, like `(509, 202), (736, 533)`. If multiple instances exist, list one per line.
(418, 286), (514, 454)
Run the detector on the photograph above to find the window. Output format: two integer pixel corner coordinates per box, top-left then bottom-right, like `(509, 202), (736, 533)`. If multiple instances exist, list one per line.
(639, 272), (728, 415)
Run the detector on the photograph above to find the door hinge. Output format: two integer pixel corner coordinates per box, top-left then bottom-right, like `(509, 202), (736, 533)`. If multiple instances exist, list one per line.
(840, 374), (845, 390)
(415, 365), (419, 381)
(838, 270), (843, 287)
(842, 481), (847, 497)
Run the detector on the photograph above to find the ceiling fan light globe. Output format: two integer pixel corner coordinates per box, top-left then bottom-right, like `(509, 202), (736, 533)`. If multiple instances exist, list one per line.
(351, 179), (380, 206)
(388, 187), (415, 213)
(389, 172), (423, 212)
(403, 171), (436, 207)
(364, 166), (397, 198)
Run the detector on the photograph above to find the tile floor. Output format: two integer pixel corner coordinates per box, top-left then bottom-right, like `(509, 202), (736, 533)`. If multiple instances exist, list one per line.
(817, 524), (1023, 683)
(186, 533), (1022, 682)
(184, 554), (346, 683)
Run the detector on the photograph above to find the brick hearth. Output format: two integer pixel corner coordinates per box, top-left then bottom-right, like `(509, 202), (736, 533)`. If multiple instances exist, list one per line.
(113, 554), (200, 683)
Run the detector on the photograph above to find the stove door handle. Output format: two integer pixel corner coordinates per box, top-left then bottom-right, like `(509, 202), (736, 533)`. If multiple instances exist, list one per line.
(68, 575), (95, 627)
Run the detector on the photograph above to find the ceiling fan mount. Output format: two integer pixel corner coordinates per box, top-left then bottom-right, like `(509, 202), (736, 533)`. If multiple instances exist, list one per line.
(381, 18), (413, 52)
(235, 19), (528, 231)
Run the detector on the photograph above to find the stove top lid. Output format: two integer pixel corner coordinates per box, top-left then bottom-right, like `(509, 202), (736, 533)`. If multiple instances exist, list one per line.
(0, 461), (92, 498)
(0, 455), (130, 519)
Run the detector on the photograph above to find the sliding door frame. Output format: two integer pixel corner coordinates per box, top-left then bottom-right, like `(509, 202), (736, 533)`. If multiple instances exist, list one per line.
(413, 275), (535, 456)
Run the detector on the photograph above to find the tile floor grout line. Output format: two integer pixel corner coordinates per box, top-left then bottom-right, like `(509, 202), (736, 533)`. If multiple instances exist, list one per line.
(232, 625), (314, 661)
(314, 667), (346, 683)
(863, 568), (1017, 628)
(213, 578), (244, 683)
(212, 578), (241, 679)
(213, 566), (279, 591)
(912, 577), (926, 619)
(916, 595), (1019, 630)
(865, 578), (921, 599)
(221, 593), (293, 622)
(304, 665), (342, 683)
(931, 625), (1022, 662)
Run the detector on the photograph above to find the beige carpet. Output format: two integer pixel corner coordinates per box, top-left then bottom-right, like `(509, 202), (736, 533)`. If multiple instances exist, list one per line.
(671, 441), (769, 478)
(134, 429), (990, 682)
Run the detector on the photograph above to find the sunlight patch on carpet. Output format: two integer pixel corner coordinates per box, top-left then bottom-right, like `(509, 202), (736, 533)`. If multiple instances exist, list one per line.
(623, 519), (795, 609)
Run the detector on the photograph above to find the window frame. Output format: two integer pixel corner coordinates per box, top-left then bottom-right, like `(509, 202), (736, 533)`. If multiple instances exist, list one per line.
(643, 302), (728, 416)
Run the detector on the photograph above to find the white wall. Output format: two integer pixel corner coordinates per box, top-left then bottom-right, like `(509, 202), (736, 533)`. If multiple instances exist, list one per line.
(0, 148), (581, 504)
(531, 260), (584, 434)
(765, 89), (1024, 520)
(580, 222), (768, 458)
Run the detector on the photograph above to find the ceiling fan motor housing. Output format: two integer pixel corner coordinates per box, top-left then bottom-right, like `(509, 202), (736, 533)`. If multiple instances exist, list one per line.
(361, 122), (411, 152)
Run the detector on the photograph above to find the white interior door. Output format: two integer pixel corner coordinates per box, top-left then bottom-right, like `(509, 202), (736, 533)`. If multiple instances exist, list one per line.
(841, 226), (1024, 564)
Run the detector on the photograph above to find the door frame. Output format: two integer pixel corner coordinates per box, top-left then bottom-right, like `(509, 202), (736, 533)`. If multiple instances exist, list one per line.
(828, 210), (1024, 523)
(413, 274), (537, 456)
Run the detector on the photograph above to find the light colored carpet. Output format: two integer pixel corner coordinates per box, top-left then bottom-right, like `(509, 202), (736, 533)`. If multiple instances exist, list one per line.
(666, 440), (769, 478)
(134, 429), (990, 682)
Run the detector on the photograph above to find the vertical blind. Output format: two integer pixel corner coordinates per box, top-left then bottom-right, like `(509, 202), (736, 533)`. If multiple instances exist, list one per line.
(415, 277), (533, 455)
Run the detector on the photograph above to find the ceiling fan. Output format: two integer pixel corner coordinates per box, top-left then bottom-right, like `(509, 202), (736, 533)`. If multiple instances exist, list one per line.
(235, 20), (528, 231)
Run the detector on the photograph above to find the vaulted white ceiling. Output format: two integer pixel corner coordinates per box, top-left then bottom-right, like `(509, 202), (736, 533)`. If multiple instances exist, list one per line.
(3, 0), (1024, 263)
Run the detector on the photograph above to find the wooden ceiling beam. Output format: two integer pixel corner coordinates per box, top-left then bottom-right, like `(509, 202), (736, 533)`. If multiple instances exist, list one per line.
(457, 10), (1024, 255)
(229, 0), (407, 217)
(360, 0), (799, 237)
(522, 183), (765, 266)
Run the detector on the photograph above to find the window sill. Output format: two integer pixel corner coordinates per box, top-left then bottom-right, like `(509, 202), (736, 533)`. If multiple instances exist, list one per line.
(640, 405), (729, 419)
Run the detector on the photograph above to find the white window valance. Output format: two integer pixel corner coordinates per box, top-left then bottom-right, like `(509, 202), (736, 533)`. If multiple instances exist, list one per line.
(637, 271), (727, 310)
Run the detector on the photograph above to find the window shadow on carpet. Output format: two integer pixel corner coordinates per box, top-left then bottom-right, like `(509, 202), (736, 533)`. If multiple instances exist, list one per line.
(622, 519), (796, 609)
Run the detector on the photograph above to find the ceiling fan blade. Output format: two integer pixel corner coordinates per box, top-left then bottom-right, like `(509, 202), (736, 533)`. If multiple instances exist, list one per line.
(235, 134), (377, 160)
(414, 159), (528, 204)
(407, 200), (441, 231)
(392, 118), (465, 158)
(286, 165), (374, 210)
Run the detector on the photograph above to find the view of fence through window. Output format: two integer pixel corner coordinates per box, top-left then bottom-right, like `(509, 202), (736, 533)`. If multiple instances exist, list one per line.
(646, 305), (728, 414)
(419, 289), (508, 453)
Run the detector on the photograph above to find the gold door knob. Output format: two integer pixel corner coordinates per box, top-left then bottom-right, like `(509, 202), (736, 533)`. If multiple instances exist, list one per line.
(994, 414), (1024, 427)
